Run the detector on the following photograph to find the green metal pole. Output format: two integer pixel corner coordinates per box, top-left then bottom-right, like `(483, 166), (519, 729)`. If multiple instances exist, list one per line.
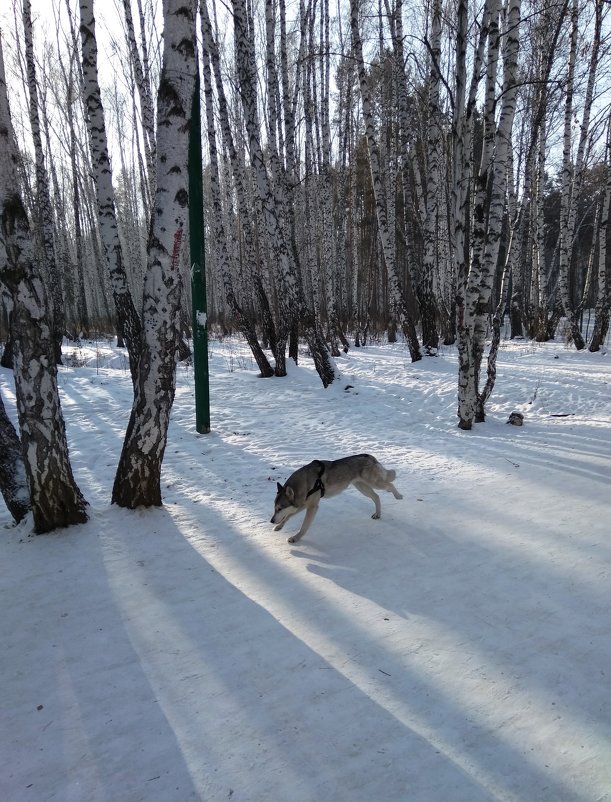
(189, 71), (210, 434)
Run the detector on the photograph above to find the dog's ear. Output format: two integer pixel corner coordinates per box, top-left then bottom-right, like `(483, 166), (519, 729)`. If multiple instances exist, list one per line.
(277, 482), (283, 493)
(285, 486), (294, 502)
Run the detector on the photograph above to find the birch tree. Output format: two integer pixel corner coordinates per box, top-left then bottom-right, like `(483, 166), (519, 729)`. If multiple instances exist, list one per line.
(79, 0), (143, 382)
(317, 0), (348, 353)
(22, 0), (64, 364)
(231, 0), (339, 386)
(201, 0), (281, 371)
(415, 0), (444, 354)
(112, 0), (197, 508)
(122, 0), (156, 206)
(200, 0), (274, 377)
(454, 0), (521, 428)
(558, 0), (603, 350)
(589, 118), (611, 352)
(350, 0), (421, 362)
(478, 0), (522, 421)
(0, 33), (88, 532)
(0, 391), (30, 524)
(453, 0), (484, 428)
(54, 6), (91, 336)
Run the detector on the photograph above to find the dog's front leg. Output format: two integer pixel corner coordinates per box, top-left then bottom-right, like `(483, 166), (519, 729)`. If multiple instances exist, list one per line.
(274, 509), (297, 531)
(288, 504), (319, 544)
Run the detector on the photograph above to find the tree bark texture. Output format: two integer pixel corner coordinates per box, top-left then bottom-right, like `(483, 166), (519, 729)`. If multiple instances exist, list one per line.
(79, 0), (143, 382)
(0, 392), (31, 524)
(22, 0), (64, 364)
(112, 0), (197, 509)
(589, 123), (611, 352)
(232, 0), (338, 387)
(200, 0), (274, 378)
(0, 34), (88, 533)
(350, 0), (421, 362)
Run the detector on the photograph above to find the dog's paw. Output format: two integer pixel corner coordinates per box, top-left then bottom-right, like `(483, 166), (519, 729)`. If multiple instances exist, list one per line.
(274, 523), (284, 531)
(396, 493), (404, 500)
(371, 512), (381, 520)
(287, 535), (298, 544)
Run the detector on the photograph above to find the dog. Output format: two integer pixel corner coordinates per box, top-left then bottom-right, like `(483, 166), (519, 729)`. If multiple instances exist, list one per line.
(270, 454), (403, 543)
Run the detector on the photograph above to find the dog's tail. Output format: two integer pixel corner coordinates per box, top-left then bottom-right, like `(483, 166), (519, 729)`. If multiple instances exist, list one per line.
(386, 468), (397, 482)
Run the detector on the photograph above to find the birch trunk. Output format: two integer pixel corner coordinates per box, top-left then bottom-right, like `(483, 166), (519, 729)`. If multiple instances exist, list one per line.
(22, 0), (64, 364)
(67, 69), (90, 336)
(0, 391), (31, 524)
(51, 4), (91, 336)
(200, 2), (273, 377)
(314, 0), (346, 352)
(122, 0), (156, 204)
(112, 0), (197, 508)
(557, 0), (600, 350)
(349, 0), (421, 361)
(506, 0), (567, 340)
(231, 0), (338, 386)
(589, 122), (611, 352)
(390, 0), (423, 339)
(476, 0), (521, 422)
(0, 35), (88, 533)
(454, 0), (490, 428)
(532, 116), (549, 340)
(202, 0), (282, 372)
(79, 0), (143, 382)
(461, 1), (500, 425)
(420, 0), (443, 354)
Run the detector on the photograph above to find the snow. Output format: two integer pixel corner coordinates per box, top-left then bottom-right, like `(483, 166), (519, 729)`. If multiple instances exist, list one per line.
(1, 335), (610, 802)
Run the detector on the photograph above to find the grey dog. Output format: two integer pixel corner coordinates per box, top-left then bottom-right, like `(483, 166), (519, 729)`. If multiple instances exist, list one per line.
(271, 453), (403, 543)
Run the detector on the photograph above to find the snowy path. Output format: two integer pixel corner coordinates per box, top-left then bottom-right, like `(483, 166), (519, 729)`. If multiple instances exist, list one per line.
(2, 338), (610, 801)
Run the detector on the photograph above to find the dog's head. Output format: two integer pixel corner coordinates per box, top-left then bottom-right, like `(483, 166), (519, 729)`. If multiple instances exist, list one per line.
(270, 482), (297, 525)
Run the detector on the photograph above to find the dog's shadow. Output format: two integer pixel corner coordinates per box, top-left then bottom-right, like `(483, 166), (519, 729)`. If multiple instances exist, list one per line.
(288, 514), (525, 627)
(287, 516), (424, 619)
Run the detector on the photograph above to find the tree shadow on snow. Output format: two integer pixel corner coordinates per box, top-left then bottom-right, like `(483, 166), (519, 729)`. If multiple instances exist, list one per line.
(79, 502), (552, 802)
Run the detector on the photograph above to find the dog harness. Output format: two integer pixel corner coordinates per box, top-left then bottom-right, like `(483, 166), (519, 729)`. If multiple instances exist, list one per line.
(306, 461), (326, 499)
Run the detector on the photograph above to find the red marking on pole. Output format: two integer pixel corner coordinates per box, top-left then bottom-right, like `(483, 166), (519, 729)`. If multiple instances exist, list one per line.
(171, 228), (183, 271)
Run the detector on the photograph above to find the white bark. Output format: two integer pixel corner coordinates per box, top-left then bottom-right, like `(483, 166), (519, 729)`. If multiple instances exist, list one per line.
(202, 0), (280, 369)
(478, 0), (522, 418)
(22, 0), (64, 362)
(456, 0), (522, 428)
(557, 0), (601, 349)
(589, 119), (611, 352)
(122, 0), (156, 202)
(420, 0), (443, 353)
(349, 0), (421, 361)
(454, 0), (493, 428)
(231, 0), (338, 386)
(0, 33), (88, 532)
(0, 388), (30, 524)
(533, 115), (549, 339)
(200, 0), (273, 377)
(79, 0), (143, 380)
(113, 0), (197, 508)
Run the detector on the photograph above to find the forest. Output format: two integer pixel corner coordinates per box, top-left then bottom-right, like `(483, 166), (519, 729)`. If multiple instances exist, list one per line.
(0, 0), (610, 532)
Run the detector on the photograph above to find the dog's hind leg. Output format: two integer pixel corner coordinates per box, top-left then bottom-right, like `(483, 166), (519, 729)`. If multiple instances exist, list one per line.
(288, 504), (319, 543)
(353, 481), (382, 519)
(386, 482), (403, 500)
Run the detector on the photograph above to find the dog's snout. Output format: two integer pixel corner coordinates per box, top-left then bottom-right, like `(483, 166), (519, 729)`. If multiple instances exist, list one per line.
(270, 515), (275, 523)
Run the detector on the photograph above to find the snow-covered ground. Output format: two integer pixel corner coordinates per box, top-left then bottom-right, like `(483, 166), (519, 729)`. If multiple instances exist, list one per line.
(1, 335), (610, 802)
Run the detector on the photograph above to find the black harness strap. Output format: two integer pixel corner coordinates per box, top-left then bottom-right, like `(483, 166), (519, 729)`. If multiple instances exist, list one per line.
(306, 461), (326, 499)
